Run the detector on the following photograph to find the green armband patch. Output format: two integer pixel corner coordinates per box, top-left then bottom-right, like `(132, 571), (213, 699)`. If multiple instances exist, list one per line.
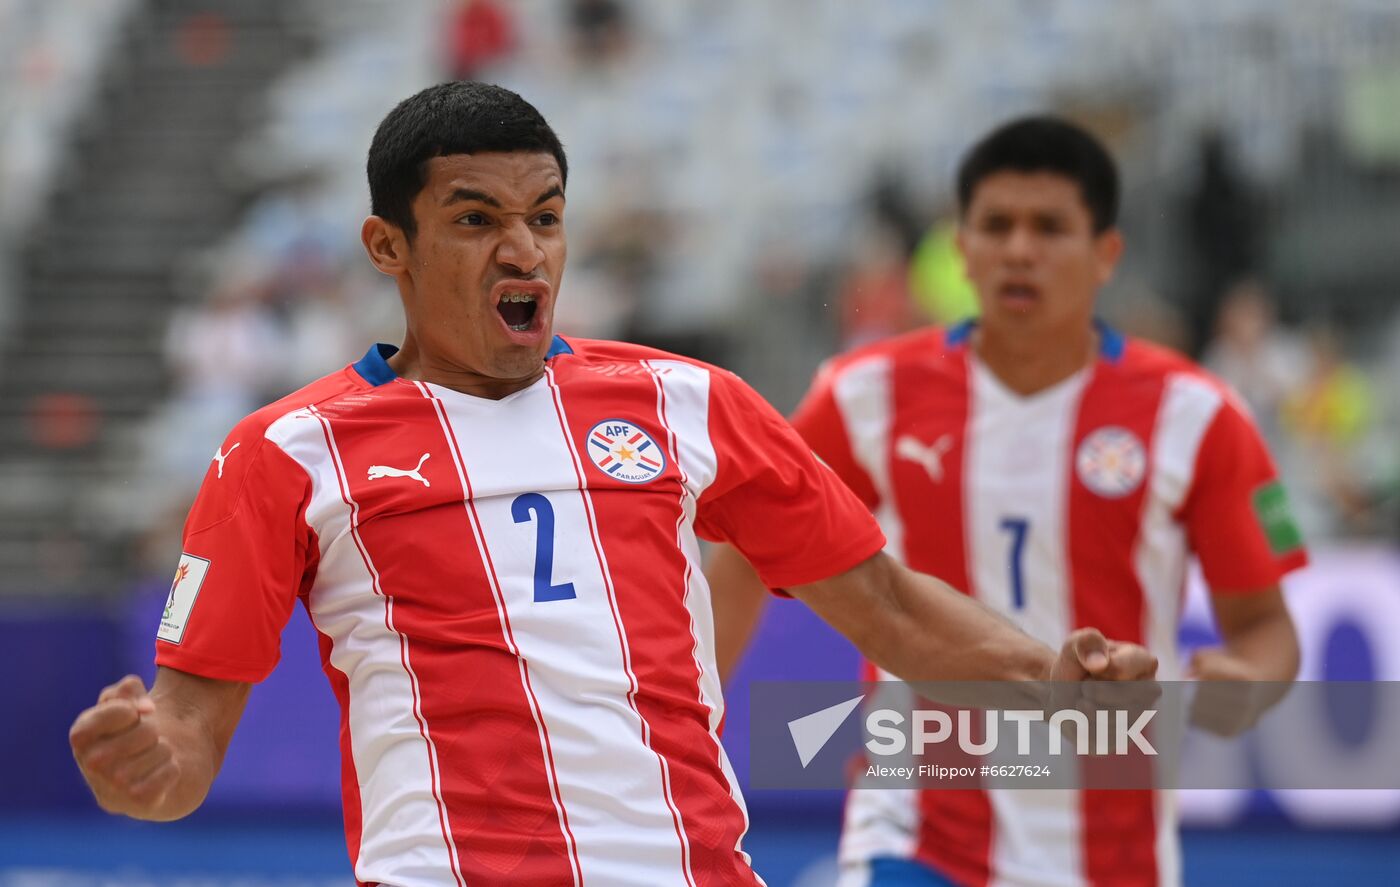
(1252, 480), (1303, 556)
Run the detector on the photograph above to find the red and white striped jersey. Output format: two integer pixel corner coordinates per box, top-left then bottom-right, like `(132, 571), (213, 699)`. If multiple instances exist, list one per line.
(155, 336), (885, 887)
(790, 322), (1307, 887)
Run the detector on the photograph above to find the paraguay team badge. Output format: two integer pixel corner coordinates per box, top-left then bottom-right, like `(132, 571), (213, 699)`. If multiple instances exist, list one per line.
(585, 419), (666, 484)
(1075, 426), (1146, 498)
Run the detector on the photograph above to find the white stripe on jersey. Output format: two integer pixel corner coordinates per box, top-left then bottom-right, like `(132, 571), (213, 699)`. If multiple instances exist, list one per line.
(964, 361), (1089, 887)
(965, 360), (1085, 640)
(1135, 373), (1223, 684)
(647, 361), (723, 730)
(830, 356), (904, 561)
(1135, 374), (1222, 887)
(648, 359), (763, 880)
(269, 408), (468, 887)
(417, 382), (583, 886)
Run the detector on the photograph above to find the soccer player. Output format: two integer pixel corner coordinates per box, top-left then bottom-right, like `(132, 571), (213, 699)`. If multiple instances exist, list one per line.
(708, 117), (1305, 887)
(68, 85), (1156, 887)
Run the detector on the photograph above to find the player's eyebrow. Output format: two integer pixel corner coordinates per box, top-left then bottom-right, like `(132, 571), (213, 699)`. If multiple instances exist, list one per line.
(532, 185), (564, 206)
(441, 185), (564, 208)
(442, 188), (500, 208)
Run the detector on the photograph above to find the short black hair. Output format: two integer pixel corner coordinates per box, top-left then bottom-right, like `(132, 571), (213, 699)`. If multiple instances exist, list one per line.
(956, 116), (1119, 233)
(367, 81), (568, 240)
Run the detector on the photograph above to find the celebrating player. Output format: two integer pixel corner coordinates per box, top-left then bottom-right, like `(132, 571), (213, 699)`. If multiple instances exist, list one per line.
(69, 85), (1155, 887)
(708, 116), (1305, 887)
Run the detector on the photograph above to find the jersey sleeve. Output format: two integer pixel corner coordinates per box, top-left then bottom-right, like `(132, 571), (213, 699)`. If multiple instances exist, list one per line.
(154, 423), (319, 683)
(695, 369), (886, 590)
(788, 361), (880, 509)
(1180, 396), (1308, 592)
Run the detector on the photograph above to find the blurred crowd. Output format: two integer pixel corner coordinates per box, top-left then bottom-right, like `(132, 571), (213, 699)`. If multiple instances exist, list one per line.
(3, 0), (1398, 582)
(135, 0), (1400, 563)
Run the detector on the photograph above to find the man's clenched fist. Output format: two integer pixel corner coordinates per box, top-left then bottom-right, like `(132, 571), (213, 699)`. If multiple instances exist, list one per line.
(69, 675), (178, 817)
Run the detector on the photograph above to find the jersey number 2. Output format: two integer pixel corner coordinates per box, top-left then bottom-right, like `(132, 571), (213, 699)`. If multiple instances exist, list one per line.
(999, 516), (1029, 610)
(511, 493), (577, 602)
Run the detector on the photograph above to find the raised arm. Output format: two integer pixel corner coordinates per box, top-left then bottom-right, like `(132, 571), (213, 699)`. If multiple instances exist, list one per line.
(788, 551), (1157, 685)
(69, 666), (251, 821)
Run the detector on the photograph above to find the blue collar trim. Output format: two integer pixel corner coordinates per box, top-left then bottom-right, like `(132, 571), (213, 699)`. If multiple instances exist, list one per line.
(945, 318), (977, 346)
(546, 335), (574, 359)
(944, 318), (1124, 361)
(1095, 318), (1125, 362)
(352, 343), (399, 386)
(352, 336), (573, 386)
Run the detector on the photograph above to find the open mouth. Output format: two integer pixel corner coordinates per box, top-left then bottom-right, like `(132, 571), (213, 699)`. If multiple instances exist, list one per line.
(496, 292), (540, 331)
(998, 283), (1041, 304)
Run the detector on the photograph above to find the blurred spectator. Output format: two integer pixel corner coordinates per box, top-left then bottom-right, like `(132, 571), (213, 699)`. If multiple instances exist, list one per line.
(27, 391), (100, 451)
(153, 276), (289, 480)
(868, 166), (931, 255)
(908, 218), (979, 325)
(1282, 327), (1372, 452)
(1202, 278), (1309, 448)
(1182, 131), (1265, 356)
(837, 225), (920, 348)
(568, 0), (633, 71)
(282, 270), (366, 385)
(443, 0), (516, 80)
(1278, 325), (1377, 539)
(174, 11), (232, 69)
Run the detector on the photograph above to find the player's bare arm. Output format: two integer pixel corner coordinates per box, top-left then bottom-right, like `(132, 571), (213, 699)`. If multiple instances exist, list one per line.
(1188, 586), (1299, 735)
(707, 542), (771, 681)
(786, 550), (1157, 685)
(69, 667), (251, 821)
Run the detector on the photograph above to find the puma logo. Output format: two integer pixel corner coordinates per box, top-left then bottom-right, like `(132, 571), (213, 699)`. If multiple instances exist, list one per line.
(212, 442), (240, 479)
(895, 433), (954, 483)
(367, 453), (431, 487)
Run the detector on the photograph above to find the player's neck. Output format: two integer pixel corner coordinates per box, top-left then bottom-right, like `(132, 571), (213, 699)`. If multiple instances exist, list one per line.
(387, 342), (544, 400)
(972, 322), (1098, 397)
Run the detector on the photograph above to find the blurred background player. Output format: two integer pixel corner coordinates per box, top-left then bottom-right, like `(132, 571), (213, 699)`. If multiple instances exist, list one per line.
(707, 116), (1307, 887)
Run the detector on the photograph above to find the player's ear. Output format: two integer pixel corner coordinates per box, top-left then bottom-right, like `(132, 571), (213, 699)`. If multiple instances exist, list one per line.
(362, 215), (411, 277)
(1093, 227), (1124, 286)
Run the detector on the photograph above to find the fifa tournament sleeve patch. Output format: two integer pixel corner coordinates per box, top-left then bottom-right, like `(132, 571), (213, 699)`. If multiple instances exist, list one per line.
(157, 553), (211, 644)
(1252, 481), (1303, 556)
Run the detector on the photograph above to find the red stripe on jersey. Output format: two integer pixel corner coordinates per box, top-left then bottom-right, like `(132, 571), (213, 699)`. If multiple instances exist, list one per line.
(548, 362), (760, 886)
(311, 406), (467, 887)
(545, 366), (700, 887)
(424, 386), (583, 885)
(310, 402), (464, 878)
(889, 346), (994, 887)
(323, 393), (581, 885)
(1067, 362), (1164, 886)
(890, 341), (973, 593)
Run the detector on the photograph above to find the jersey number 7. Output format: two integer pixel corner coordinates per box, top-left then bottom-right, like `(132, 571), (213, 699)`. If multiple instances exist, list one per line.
(999, 516), (1030, 610)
